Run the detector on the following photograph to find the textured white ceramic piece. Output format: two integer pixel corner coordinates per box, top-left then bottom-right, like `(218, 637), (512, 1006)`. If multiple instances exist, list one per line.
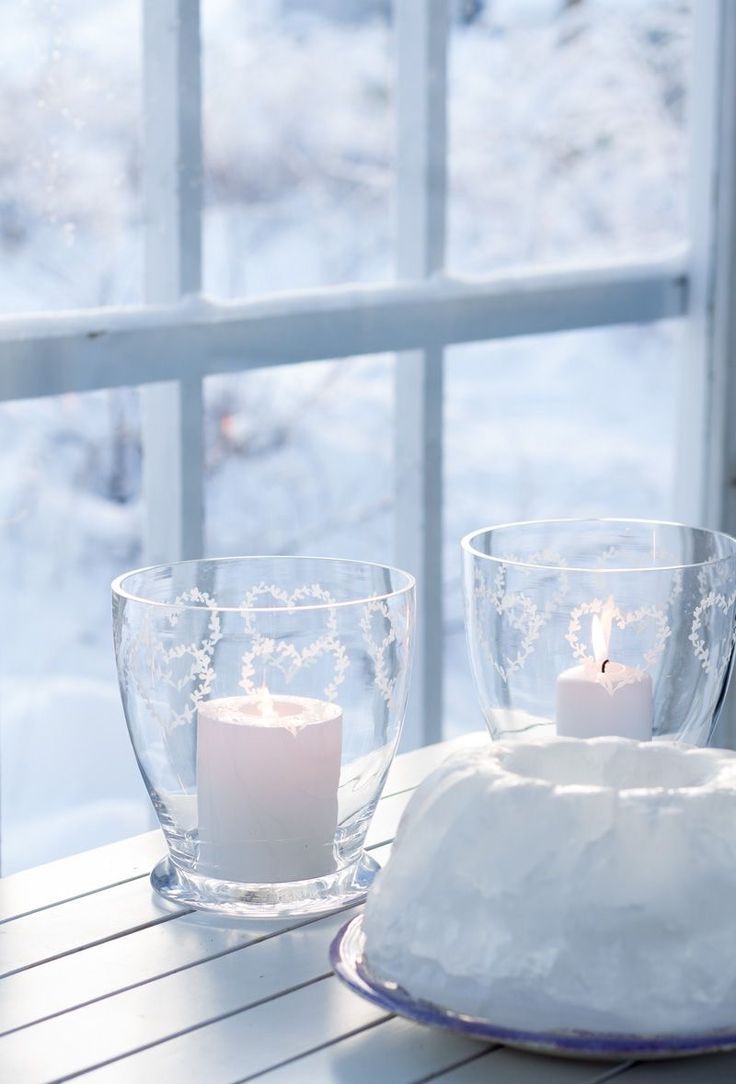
(363, 736), (736, 1035)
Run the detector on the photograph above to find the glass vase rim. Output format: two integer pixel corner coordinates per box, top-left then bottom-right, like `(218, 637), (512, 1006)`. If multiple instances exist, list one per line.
(461, 517), (736, 574)
(112, 554), (416, 613)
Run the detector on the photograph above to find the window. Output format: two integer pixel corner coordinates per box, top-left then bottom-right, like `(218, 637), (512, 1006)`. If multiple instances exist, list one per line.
(204, 358), (393, 560)
(3, 0), (732, 873)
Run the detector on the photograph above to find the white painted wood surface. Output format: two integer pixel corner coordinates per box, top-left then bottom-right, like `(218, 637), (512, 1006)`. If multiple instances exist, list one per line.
(0, 830), (163, 925)
(0, 257), (685, 403)
(0, 733), (732, 1083)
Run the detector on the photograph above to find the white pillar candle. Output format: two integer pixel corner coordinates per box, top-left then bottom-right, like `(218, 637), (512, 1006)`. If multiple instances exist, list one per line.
(197, 689), (342, 883)
(556, 599), (653, 741)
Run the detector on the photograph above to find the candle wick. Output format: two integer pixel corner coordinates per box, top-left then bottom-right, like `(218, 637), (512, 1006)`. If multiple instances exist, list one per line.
(601, 659), (610, 674)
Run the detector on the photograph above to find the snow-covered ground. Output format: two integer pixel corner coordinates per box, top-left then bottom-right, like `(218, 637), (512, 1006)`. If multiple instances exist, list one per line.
(0, 0), (689, 872)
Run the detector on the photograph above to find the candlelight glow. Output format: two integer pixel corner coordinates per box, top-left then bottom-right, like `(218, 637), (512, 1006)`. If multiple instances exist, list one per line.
(591, 596), (615, 664)
(256, 684), (276, 719)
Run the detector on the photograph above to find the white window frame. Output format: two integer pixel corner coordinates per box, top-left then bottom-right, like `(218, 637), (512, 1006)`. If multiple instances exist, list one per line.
(678, 0), (736, 747)
(0, 0), (727, 761)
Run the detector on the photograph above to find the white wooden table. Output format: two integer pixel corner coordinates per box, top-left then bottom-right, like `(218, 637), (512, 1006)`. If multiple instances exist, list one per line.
(1, 734), (735, 1083)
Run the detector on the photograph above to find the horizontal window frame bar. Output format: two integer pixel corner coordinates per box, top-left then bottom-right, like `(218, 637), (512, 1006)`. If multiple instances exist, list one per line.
(0, 253), (687, 402)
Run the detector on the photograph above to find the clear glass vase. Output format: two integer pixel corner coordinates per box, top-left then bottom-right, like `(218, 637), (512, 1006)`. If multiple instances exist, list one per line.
(462, 519), (736, 746)
(112, 556), (415, 917)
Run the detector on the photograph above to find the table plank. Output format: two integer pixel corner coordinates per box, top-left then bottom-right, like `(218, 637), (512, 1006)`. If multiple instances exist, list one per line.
(254, 1015), (494, 1083)
(613, 1053), (736, 1082)
(0, 841), (390, 1037)
(0, 907), (302, 1038)
(0, 732), (479, 927)
(79, 977), (388, 1084)
(0, 786), (410, 987)
(428, 1048), (623, 1083)
(0, 831), (164, 925)
(0, 875), (181, 980)
(0, 908), (357, 1081)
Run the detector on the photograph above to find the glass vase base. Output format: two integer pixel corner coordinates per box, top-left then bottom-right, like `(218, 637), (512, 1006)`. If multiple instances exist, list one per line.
(151, 851), (380, 919)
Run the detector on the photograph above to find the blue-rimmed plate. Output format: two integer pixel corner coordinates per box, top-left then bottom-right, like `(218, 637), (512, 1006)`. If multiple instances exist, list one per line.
(330, 914), (736, 1061)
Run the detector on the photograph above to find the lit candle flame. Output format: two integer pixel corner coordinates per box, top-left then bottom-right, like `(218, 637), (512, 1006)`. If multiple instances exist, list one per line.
(591, 596), (615, 668)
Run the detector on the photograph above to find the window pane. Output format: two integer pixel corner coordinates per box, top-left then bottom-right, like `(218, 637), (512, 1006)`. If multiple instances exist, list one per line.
(443, 320), (682, 738)
(202, 1), (393, 297)
(0, 388), (150, 874)
(204, 358), (393, 561)
(449, 0), (690, 274)
(0, 1), (142, 312)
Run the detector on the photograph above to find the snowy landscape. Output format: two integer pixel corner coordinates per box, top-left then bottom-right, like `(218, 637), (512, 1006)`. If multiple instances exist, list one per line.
(0, 0), (689, 871)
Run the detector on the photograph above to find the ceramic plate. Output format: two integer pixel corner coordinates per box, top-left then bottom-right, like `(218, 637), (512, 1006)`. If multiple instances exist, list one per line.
(330, 914), (736, 1062)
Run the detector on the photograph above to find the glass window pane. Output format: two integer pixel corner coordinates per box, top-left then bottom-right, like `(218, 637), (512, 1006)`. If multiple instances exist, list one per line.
(0, 1), (142, 312)
(0, 388), (150, 874)
(204, 358), (393, 561)
(449, 0), (690, 274)
(443, 319), (682, 738)
(202, 1), (393, 298)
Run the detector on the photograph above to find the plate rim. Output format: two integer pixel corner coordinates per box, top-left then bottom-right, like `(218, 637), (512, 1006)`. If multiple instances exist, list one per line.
(330, 913), (736, 1061)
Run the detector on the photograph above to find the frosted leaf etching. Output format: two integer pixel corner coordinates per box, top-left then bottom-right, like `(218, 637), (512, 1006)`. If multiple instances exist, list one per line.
(360, 599), (400, 707)
(490, 551), (570, 617)
(474, 572), (544, 684)
(239, 582), (350, 702)
(129, 588), (222, 731)
(668, 566), (684, 604)
(472, 551), (568, 683)
(689, 589), (736, 679)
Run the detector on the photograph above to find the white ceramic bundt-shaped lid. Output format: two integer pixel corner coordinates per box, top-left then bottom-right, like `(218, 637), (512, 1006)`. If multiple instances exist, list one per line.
(363, 736), (736, 1036)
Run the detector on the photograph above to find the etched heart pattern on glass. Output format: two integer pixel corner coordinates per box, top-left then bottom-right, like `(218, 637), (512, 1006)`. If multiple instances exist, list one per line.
(473, 568), (545, 684)
(123, 580), (407, 725)
(238, 582), (350, 702)
(565, 597), (670, 693)
(689, 589), (736, 681)
(126, 588), (222, 731)
(360, 599), (401, 707)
